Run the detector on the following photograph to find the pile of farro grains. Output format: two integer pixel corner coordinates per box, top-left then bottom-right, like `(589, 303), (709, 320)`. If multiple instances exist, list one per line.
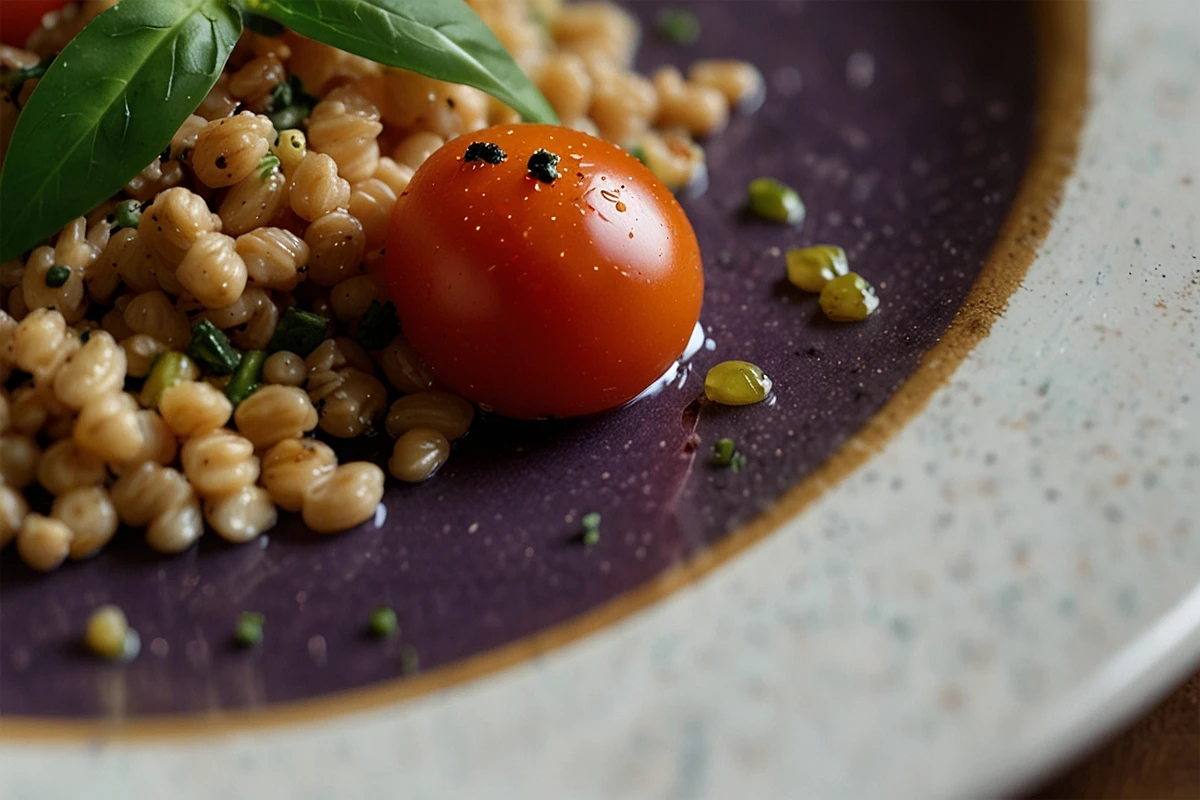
(0, 0), (763, 575)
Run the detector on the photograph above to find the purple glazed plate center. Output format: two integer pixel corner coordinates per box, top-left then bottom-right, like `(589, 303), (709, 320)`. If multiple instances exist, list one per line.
(0, 0), (1036, 717)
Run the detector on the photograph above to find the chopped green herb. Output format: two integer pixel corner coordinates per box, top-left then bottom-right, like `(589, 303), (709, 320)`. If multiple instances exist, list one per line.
(258, 153), (281, 179)
(712, 438), (736, 466)
(268, 307), (329, 357)
(712, 439), (747, 472)
(268, 104), (308, 133)
(629, 144), (648, 165)
(368, 606), (399, 638)
(581, 511), (601, 545)
(355, 300), (401, 350)
(270, 80), (291, 106)
(267, 75), (318, 131)
(399, 644), (420, 674)
(234, 612), (265, 647)
(187, 319), (241, 375)
(139, 350), (190, 408)
(747, 177), (805, 226)
(526, 148), (560, 183)
(113, 199), (142, 231)
(656, 10), (701, 45)
(226, 350), (267, 406)
(463, 141), (507, 164)
(242, 11), (285, 38)
(44, 264), (71, 288)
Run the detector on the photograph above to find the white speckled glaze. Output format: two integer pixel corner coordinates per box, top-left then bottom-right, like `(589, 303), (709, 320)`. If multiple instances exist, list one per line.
(2, 0), (1198, 797)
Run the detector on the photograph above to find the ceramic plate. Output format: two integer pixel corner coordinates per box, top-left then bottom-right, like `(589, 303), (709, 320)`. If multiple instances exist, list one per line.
(2, 0), (1199, 797)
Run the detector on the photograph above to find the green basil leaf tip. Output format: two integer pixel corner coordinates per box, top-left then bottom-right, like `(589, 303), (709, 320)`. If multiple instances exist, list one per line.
(0, 0), (242, 262)
(245, 0), (558, 125)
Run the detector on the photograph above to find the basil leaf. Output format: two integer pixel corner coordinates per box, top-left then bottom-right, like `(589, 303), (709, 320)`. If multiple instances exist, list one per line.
(245, 0), (557, 125)
(0, 0), (241, 262)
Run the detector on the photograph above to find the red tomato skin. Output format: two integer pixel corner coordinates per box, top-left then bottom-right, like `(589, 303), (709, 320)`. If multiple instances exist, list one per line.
(0, 0), (64, 48)
(386, 124), (704, 420)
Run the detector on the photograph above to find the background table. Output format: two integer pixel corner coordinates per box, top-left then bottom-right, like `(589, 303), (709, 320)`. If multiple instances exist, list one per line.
(1026, 672), (1200, 799)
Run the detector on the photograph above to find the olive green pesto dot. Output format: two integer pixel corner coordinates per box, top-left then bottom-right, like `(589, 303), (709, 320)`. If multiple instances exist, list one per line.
(234, 611), (265, 647)
(704, 361), (772, 405)
(786, 245), (848, 293)
(712, 438), (736, 466)
(819, 272), (880, 322)
(85, 605), (139, 661)
(747, 177), (805, 225)
(580, 511), (601, 545)
(369, 606), (399, 638)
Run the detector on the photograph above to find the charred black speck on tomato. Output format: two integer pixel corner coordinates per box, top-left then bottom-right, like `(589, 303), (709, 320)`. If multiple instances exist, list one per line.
(526, 148), (561, 183)
(463, 141), (507, 165)
(387, 123), (704, 419)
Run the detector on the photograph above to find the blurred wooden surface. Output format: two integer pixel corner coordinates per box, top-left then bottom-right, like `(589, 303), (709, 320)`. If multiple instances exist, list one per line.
(1023, 671), (1200, 799)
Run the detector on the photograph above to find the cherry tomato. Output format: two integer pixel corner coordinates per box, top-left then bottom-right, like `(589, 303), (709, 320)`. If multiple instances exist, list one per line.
(386, 124), (704, 420)
(0, 0), (64, 48)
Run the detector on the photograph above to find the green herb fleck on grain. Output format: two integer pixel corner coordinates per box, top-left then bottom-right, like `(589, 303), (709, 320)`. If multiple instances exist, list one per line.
(114, 199), (142, 230)
(355, 300), (401, 351)
(258, 152), (281, 179)
(187, 319), (241, 375)
(226, 350), (267, 406)
(268, 307), (328, 357)
(44, 264), (70, 288)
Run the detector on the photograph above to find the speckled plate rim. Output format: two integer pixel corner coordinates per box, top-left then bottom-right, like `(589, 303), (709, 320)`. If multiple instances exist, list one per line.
(975, 582), (1200, 797)
(0, 1), (1088, 741)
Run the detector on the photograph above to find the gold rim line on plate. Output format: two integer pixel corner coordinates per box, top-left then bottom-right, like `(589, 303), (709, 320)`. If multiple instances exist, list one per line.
(0, 0), (1090, 743)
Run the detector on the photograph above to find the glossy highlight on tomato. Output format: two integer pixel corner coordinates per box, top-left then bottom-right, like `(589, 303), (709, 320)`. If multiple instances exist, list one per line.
(0, 0), (63, 47)
(386, 123), (704, 419)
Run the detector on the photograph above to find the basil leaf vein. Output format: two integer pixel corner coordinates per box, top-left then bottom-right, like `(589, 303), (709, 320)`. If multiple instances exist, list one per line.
(0, 0), (241, 262)
(246, 0), (557, 125)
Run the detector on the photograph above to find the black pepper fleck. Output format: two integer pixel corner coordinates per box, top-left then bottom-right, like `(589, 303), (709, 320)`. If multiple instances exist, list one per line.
(527, 149), (560, 183)
(463, 141), (506, 164)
